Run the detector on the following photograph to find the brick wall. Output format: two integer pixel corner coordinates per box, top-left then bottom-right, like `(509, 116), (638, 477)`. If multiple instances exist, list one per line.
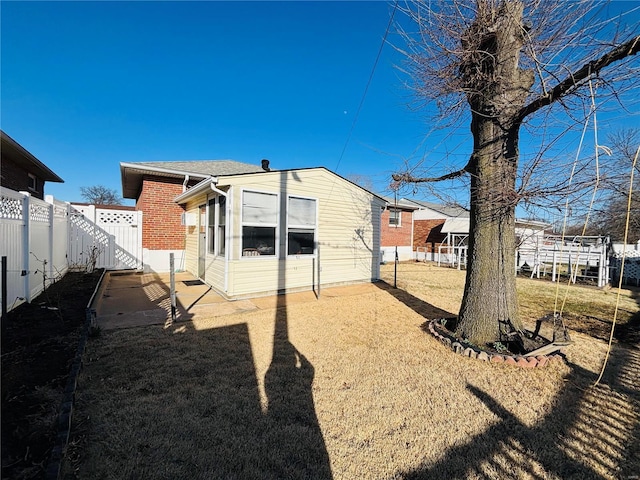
(136, 176), (187, 250)
(413, 219), (446, 252)
(0, 157), (45, 199)
(381, 209), (413, 247)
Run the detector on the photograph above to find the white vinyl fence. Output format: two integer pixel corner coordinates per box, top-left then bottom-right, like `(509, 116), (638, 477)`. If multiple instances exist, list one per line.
(1, 187), (143, 313)
(1, 188), (70, 310)
(69, 204), (142, 272)
(610, 241), (640, 287)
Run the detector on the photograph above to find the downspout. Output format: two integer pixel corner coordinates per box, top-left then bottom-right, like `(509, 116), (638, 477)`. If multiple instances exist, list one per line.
(210, 183), (227, 198)
(181, 175), (189, 272)
(209, 183), (229, 294)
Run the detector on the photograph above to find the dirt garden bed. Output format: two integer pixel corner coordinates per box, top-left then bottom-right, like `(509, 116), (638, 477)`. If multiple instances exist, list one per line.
(1, 269), (103, 480)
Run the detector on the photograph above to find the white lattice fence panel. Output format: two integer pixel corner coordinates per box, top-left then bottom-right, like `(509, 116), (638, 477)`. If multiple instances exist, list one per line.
(29, 200), (50, 223)
(97, 209), (137, 225)
(68, 205), (142, 270)
(29, 197), (53, 300)
(610, 243), (640, 286)
(0, 188), (27, 310)
(29, 220), (51, 300)
(1, 189), (70, 310)
(611, 258), (640, 286)
(51, 200), (69, 277)
(625, 261), (640, 281)
(96, 208), (142, 270)
(69, 212), (101, 270)
(1, 188), (24, 220)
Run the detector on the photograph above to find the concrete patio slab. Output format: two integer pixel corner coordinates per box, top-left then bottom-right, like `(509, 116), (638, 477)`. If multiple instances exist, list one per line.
(94, 270), (380, 330)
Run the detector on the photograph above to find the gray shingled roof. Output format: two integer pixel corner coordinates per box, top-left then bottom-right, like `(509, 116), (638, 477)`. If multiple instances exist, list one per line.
(131, 160), (265, 176)
(120, 160), (267, 199)
(379, 195), (419, 210)
(402, 199), (469, 218)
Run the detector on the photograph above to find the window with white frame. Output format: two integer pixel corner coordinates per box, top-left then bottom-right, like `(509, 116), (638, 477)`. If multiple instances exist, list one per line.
(207, 196), (227, 256)
(287, 196), (316, 255)
(389, 208), (401, 226)
(208, 198), (216, 254)
(28, 173), (37, 192)
(242, 190), (277, 256)
(218, 196), (226, 256)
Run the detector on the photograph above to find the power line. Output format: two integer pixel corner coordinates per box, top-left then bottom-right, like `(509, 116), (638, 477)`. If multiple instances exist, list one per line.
(334, 1), (398, 174)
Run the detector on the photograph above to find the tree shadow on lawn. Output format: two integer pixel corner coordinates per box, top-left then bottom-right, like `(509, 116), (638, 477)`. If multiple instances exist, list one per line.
(374, 281), (456, 320)
(374, 279), (639, 477)
(614, 285), (640, 345)
(397, 343), (640, 479)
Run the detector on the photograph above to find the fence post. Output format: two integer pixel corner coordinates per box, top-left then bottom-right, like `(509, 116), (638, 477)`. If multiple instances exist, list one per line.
(48, 200), (55, 285)
(598, 245), (604, 288)
(21, 192), (31, 303)
(67, 203), (73, 271)
(2, 256), (7, 327)
(137, 211), (143, 270)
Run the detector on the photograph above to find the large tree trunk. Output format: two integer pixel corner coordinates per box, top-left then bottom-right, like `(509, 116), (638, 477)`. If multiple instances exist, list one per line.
(454, 1), (534, 346)
(456, 120), (521, 346)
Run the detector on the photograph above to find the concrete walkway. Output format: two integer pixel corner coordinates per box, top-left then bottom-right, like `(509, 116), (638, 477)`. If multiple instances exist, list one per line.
(94, 270), (378, 330)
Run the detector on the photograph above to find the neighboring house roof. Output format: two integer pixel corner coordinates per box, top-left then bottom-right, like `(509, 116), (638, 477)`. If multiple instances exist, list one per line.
(120, 160), (265, 199)
(1, 130), (64, 183)
(441, 218), (470, 234)
(402, 198), (469, 218)
(441, 217), (550, 234)
(404, 198), (551, 231)
(379, 195), (420, 210)
(515, 218), (552, 229)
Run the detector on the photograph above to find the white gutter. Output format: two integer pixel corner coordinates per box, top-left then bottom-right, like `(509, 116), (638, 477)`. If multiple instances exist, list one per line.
(173, 177), (219, 204)
(120, 161), (210, 179)
(182, 175), (190, 193)
(173, 178), (230, 294)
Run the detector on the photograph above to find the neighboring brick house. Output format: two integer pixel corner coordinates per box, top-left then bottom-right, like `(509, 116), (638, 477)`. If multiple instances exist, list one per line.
(404, 199), (550, 266)
(380, 196), (418, 262)
(404, 200), (470, 262)
(120, 160), (266, 272)
(1, 130), (63, 199)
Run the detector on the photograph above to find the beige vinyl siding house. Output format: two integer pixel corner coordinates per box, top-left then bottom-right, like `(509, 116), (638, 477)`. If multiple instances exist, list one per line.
(175, 167), (384, 299)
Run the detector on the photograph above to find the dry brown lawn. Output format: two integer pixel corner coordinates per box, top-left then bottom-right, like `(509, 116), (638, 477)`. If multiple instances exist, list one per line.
(65, 262), (639, 479)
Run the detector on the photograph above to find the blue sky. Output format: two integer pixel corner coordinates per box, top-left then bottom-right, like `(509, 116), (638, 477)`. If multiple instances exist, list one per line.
(2, 1), (639, 211)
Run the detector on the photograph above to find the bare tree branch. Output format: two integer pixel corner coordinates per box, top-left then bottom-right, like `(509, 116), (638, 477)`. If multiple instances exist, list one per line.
(518, 35), (640, 121)
(392, 167), (468, 183)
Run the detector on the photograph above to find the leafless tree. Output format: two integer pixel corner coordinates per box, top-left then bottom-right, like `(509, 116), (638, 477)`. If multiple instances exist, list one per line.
(80, 185), (122, 206)
(392, 0), (639, 346)
(593, 129), (640, 242)
(345, 173), (376, 193)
